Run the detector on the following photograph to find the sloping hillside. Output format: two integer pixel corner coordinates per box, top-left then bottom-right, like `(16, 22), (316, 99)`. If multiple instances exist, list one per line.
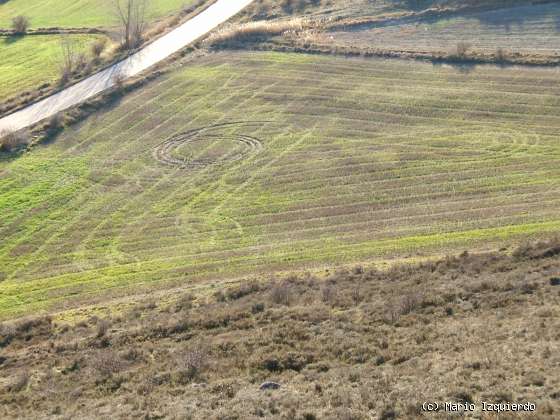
(1, 240), (559, 418)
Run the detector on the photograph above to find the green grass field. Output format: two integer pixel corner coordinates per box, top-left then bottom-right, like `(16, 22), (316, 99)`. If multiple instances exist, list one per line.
(0, 0), (196, 28)
(0, 34), (105, 101)
(2, 51), (560, 317)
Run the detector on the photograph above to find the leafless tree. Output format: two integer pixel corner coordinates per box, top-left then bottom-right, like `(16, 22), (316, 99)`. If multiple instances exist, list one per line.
(111, 0), (149, 50)
(11, 15), (30, 34)
(456, 41), (472, 58)
(58, 36), (79, 84)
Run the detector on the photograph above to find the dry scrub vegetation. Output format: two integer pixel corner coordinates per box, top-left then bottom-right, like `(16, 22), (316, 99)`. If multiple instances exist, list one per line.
(0, 129), (28, 153)
(206, 18), (307, 45)
(1, 240), (559, 418)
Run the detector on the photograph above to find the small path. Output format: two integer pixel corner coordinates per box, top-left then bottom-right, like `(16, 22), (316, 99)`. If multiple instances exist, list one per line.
(0, 0), (255, 133)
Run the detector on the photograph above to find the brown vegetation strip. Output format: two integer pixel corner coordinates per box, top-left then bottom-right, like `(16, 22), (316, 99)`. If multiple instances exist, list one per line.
(1, 239), (559, 418)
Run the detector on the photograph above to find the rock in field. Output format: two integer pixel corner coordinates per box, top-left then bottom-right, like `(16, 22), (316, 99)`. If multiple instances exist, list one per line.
(259, 381), (281, 391)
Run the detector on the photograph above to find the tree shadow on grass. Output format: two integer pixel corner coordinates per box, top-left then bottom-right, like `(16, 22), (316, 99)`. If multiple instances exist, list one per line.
(432, 56), (523, 75)
(0, 143), (28, 162)
(432, 59), (477, 74)
(1, 34), (25, 45)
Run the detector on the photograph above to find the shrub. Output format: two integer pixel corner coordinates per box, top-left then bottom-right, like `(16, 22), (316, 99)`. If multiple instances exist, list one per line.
(96, 319), (110, 338)
(112, 72), (126, 90)
(281, 0), (293, 13)
(321, 284), (337, 304)
(92, 351), (122, 378)
(7, 371), (29, 393)
(384, 299), (400, 325)
(0, 322), (16, 348)
(11, 16), (29, 34)
(205, 18), (306, 47)
(175, 346), (207, 384)
(496, 47), (506, 62)
(45, 114), (63, 134)
(399, 291), (423, 315)
(75, 53), (88, 72)
(270, 282), (291, 305)
(251, 302), (265, 314)
(351, 284), (362, 305)
(456, 41), (472, 57)
(227, 280), (260, 300)
(91, 38), (107, 58)
(0, 130), (28, 153)
(174, 293), (194, 311)
(352, 265), (364, 275)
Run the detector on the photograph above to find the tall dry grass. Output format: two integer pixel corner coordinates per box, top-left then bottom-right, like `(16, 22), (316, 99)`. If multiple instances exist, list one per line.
(204, 18), (310, 46)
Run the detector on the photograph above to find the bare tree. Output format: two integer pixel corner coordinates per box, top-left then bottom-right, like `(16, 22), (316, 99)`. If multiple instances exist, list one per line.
(11, 15), (30, 34)
(111, 0), (148, 50)
(456, 41), (472, 58)
(59, 36), (79, 84)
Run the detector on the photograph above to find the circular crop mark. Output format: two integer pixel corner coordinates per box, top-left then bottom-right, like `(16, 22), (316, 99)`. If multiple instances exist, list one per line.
(154, 123), (264, 170)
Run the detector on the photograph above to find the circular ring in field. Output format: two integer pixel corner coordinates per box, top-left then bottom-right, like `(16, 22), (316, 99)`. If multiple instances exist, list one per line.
(154, 123), (264, 170)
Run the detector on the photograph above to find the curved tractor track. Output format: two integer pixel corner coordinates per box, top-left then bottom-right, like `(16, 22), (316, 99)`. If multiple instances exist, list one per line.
(153, 122), (266, 170)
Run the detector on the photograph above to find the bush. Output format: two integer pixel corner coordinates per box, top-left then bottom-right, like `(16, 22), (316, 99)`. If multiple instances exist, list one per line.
(7, 371), (29, 393)
(75, 53), (88, 72)
(456, 41), (472, 57)
(495, 47), (507, 62)
(175, 347), (207, 384)
(91, 38), (107, 58)
(270, 282), (291, 305)
(11, 16), (29, 34)
(0, 323), (16, 348)
(43, 114), (64, 140)
(400, 291), (423, 315)
(321, 284), (337, 304)
(94, 352), (122, 377)
(206, 18), (306, 47)
(227, 280), (260, 300)
(0, 130), (28, 153)
(112, 72), (126, 90)
(96, 319), (110, 338)
(251, 302), (265, 314)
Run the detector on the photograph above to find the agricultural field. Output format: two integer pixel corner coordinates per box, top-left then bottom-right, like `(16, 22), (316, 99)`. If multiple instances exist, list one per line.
(0, 0), (197, 29)
(327, 2), (560, 56)
(2, 50), (560, 318)
(0, 34), (106, 101)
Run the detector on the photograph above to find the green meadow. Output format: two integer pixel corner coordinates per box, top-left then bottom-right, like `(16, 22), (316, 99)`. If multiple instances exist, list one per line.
(0, 0), (196, 28)
(0, 34), (105, 101)
(2, 51), (560, 317)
